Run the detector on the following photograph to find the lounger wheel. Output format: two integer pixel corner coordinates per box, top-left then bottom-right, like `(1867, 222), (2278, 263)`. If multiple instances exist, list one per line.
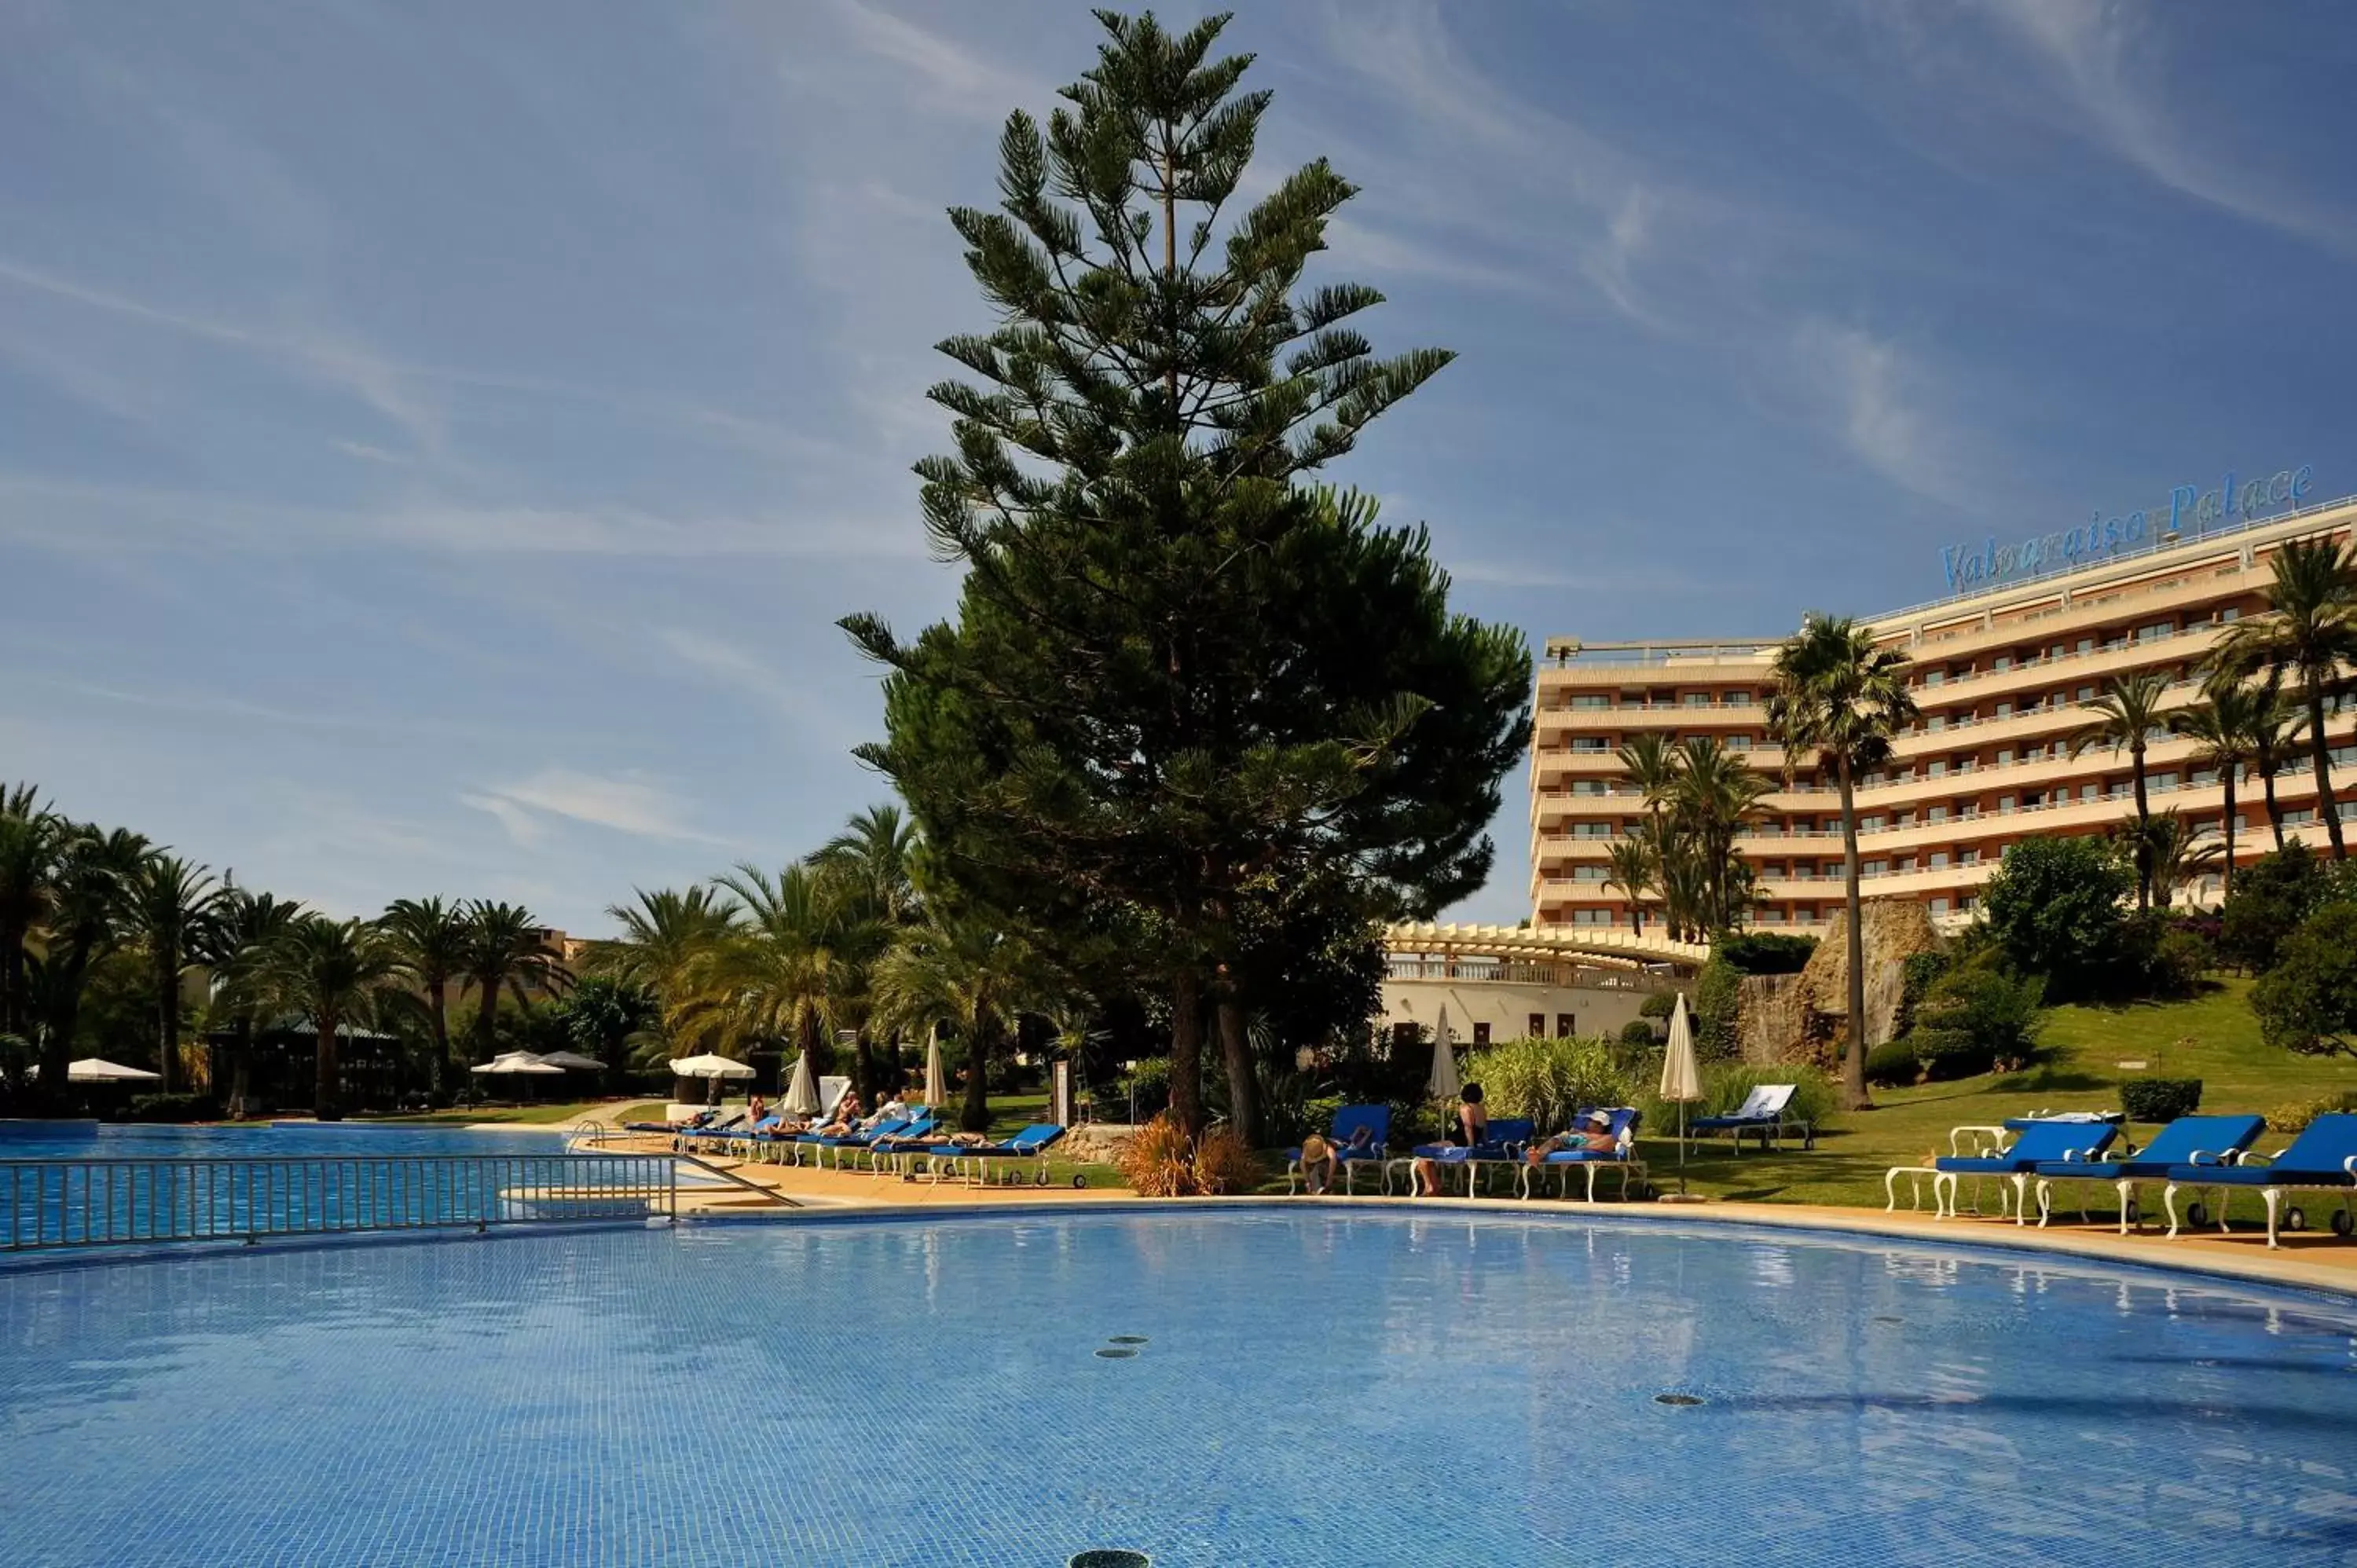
(2123, 1199), (2139, 1225)
(2333, 1210), (2354, 1237)
(1035, 1171), (1050, 1186)
(1071, 1174), (1087, 1189)
(2186, 1201), (2209, 1229)
(2284, 1206), (2308, 1233)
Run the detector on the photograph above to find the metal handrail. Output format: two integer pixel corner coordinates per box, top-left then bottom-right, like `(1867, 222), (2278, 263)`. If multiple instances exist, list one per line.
(2, 1153), (678, 1253)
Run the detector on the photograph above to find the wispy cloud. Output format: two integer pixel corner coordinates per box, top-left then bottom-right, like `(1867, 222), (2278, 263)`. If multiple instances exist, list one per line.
(791, 0), (1044, 124)
(464, 768), (725, 846)
(1789, 320), (1971, 509)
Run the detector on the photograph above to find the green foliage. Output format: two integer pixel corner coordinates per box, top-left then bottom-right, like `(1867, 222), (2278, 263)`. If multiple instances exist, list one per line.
(2119, 1078), (2203, 1123)
(1906, 960), (2044, 1080)
(1979, 836), (2133, 1001)
(1122, 1057), (1172, 1119)
(1691, 957), (1742, 1063)
(2265, 1090), (2357, 1133)
(2252, 901), (2357, 1059)
(1639, 991), (1677, 1020)
(1618, 1019), (1659, 1046)
(2219, 845), (2341, 973)
(1896, 949), (1951, 1039)
(1713, 931), (1816, 976)
(1475, 1037), (1631, 1133)
(1864, 1039), (1922, 1088)
(123, 1092), (218, 1123)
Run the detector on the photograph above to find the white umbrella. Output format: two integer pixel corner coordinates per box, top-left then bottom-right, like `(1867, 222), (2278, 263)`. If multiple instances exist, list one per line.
(1427, 1007), (1461, 1102)
(471, 1053), (563, 1075)
(534, 1050), (605, 1072)
(1659, 993), (1703, 1181)
(669, 1052), (755, 1108)
(782, 1053), (821, 1116)
(64, 1057), (162, 1083)
(923, 1028), (946, 1109)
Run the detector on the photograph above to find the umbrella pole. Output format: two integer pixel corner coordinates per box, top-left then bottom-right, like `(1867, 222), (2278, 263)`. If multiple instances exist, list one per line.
(1678, 1102), (1688, 1196)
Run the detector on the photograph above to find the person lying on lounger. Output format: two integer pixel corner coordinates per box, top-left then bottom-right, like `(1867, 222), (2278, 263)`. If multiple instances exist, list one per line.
(1525, 1110), (1619, 1165)
(1298, 1123), (1376, 1194)
(1415, 1083), (1488, 1196)
(861, 1097), (911, 1130)
(813, 1091), (865, 1138)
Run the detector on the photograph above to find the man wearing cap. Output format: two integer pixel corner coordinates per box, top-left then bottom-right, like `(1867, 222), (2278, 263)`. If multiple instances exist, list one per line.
(1524, 1110), (1620, 1166)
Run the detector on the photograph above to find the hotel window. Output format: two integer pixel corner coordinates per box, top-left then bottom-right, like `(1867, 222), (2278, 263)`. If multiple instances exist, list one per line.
(1960, 848), (1981, 866)
(1858, 815), (1883, 832)
(1472, 1023), (1491, 1046)
(1393, 1023), (1419, 1049)
(1926, 714), (1948, 732)
(1571, 909), (1611, 925)
(1895, 855), (1916, 872)
(1571, 694), (1612, 709)
(1765, 862), (1788, 878)
(1725, 690), (1752, 705)
(1991, 654), (2012, 672)
(2220, 606), (2241, 622)
(2022, 790), (2044, 808)
(1993, 701), (2012, 718)
(1926, 804), (1950, 822)
(1922, 669), (1945, 687)
(2076, 637), (2095, 654)
(1929, 897), (1952, 914)
(1997, 794), (2015, 813)
(1572, 866), (1608, 881)
(1572, 780), (1607, 795)
(1996, 748), (2014, 766)
(1573, 822), (1614, 837)
(1528, 1013), (1546, 1040)
(2080, 783), (2099, 801)
(2077, 685), (2095, 702)
(1571, 736), (1611, 752)
(1863, 859), (1887, 876)
(1556, 1013), (1576, 1037)
(2150, 771), (2179, 791)
(1926, 760), (1947, 777)
(1683, 693), (1710, 708)
(1928, 851), (1951, 870)
(2137, 621), (2173, 643)
(1726, 735), (1754, 750)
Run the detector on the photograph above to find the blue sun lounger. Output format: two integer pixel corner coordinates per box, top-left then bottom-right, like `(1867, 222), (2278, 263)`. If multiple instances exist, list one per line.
(2029, 1114), (2266, 1233)
(1932, 1118), (2117, 1223)
(1285, 1105), (1391, 1196)
(953, 1123), (1068, 1186)
(2162, 1113), (2357, 1247)
(1516, 1107), (1645, 1203)
(1690, 1084), (1813, 1152)
(1386, 1119), (1537, 1197)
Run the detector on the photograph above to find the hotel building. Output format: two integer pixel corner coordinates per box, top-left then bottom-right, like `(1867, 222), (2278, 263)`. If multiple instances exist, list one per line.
(1528, 484), (2357, 937)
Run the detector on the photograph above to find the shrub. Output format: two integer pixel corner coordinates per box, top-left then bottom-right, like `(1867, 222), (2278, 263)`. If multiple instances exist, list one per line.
(1113, 1114), (1194, 1196)
(1692, 958), (1742, 1063)
(2146, 926), (2210, 1001)
(1714, 931), (1816, 976)
(1692, 1064), (1838, 1131)
(2264, 1091), (2357, 1134)
(1618, 1019), (1659, 1047)
(1191, 1127), (1259, 1195)
(123, 1093), (218, 1123)
(2252, 902), (2357, 1058)
(1864, 1039), (1921, 1088)
(1906, 1027), (1992, 1081)
(1639, 992), (1677, 1020)
(1895, 950), (1951, 1039)
(2220, 844), (2325, 973)
(1907, 960), (2043, 1078)
(1475, 1037), (1631, 1134)
(1979, 835), (2133, 1001)
(2119, 1079), (2202, 1124)
(1120, 1057), (1172, 1119)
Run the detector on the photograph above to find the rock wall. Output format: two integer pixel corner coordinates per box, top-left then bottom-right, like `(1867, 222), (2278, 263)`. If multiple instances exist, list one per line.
(1737, 898), (1940, 1066)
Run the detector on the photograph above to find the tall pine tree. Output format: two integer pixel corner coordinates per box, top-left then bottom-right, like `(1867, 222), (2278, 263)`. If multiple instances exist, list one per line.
(844, 11), (1528, 1141)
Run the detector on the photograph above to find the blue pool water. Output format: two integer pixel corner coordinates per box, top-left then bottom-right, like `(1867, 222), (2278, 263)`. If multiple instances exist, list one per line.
(0, 1121), (567, 1160)
(2, 1210), (2353, 1567)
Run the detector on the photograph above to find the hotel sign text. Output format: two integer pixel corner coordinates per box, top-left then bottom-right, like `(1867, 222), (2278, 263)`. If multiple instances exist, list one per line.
(1941, 463), (2316, 593)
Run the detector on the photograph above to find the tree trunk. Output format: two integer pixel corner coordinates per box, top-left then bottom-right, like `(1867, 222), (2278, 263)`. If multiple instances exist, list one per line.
(156, 935), (179, 1096)
(2220, 771), (2238, 899)
(1168, 969), (1204, 1138)
(1215, 996), (1258, 1148)
(2260, 756), (2286, 850)
(2131, 746), (2153, 909)
(1837, 756), (1870, 1112)
(228, 1020), (254, 1120)
(314, 1013), (340, 1122)
(2306, 680), (2345, 859)
(425, 980), (448, 1101)
(1, 926), (25, 1041)
(472, 974), (500, 1064)
(960, 1019), (992, 1133)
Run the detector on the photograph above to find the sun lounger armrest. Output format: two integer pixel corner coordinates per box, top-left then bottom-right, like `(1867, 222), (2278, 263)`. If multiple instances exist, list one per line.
(2344, 1156), (2357, 1177)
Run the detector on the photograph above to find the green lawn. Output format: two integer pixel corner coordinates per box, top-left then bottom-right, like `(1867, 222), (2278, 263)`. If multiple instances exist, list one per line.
(1635, 976), (2357, 1211)
(369, 1099), (651, 1127)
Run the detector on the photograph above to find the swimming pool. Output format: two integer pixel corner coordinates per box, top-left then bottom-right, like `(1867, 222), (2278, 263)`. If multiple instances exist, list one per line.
(0, 1121), (568, 1160)
(2, 1209), (2352, 1566)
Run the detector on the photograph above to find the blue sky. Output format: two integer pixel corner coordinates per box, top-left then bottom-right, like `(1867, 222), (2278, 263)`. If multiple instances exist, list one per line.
(4, 2), (2353, 935)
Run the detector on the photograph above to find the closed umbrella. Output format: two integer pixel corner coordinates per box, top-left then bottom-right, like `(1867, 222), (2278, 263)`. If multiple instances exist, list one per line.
(1427, 1007), (1461, 1103)
(669, 1053), (754, 1108)
(782, 1053), (821, 1117)
(1659, 993), (1703, 1185)
(923, 1028), (946, 1109)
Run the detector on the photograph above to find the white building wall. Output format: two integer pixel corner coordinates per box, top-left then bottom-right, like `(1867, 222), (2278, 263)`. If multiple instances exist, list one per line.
(1381, 978), (1654, 1044)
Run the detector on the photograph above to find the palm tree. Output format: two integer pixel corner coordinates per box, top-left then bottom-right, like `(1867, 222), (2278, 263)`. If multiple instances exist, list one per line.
(0, 784), (63, 1057)
(130, 854), (222, 1095)
(456, 901), (571, 1064)
(2170, 678), (2265, 896)
(598, 885), (740, 998)
(379, 897), (470, 1100)
(263, 916), (397, 1121)
(810, 804), (922, 925)
(871, 914), (1043, 1132)
(2069, 670), (2175, 910)
(2132, 810), (2224, 910)
(2210, 535), (2357, 859)
(204, 884), (306, 1119)
(2245, 675), (2307, 853)
(809, 807), (925, 1100)
(1616, 732), (1681, 852)
(1602, 833), (1659, 937)
(1765, 614), (1918, 1111)
(1669, 738), (1772, 933)
(684, 863), (849, 1069)
(38, 826), (148, 1074)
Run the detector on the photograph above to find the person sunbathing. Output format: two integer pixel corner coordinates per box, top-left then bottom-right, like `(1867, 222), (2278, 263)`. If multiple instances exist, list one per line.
(1415, 1083), (1488, 1196)
(813, 1091), (865, 1138)
(1526, 1110), (1620, 1165)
